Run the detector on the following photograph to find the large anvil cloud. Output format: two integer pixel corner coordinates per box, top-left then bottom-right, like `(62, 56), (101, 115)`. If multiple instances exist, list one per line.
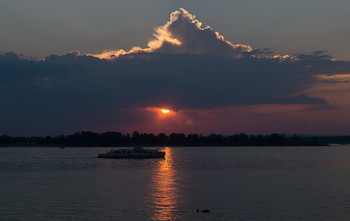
(92, 8), (252, 59)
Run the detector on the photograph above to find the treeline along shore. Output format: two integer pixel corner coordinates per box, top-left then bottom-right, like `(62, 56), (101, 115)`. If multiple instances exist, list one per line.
(1, 131), (349, 147)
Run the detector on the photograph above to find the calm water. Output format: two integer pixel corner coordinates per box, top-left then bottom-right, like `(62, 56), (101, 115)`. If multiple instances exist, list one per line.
(1, 146), (350, 220)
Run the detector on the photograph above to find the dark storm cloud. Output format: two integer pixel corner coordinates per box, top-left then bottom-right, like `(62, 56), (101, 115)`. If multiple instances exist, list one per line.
(1, 50), (348, 111)
(2, 8), (350, 135)
(1, 49), (350, 135)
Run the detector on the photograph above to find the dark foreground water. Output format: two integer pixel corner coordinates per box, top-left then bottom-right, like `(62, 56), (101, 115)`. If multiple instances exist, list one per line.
(1, 146), (350, 220)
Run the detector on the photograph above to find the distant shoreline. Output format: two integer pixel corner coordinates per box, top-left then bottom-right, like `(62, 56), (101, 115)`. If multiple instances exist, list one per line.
(2, 131), (350, 147)
(5, 144), (350, 148)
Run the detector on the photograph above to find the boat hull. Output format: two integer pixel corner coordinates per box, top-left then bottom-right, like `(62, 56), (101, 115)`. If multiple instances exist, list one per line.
(98, 153), (165, 159)
(98, 151), (166, 159)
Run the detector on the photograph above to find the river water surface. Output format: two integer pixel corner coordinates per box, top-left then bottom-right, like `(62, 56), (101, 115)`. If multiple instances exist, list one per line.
(1, 146), (350, 220)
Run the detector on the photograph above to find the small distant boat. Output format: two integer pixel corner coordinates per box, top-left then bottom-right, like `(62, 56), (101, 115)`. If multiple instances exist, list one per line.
(98, 147), (166, 159)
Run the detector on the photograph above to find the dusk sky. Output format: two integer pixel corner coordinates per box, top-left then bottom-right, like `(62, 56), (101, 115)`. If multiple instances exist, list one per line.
(1, 1), (350, 136)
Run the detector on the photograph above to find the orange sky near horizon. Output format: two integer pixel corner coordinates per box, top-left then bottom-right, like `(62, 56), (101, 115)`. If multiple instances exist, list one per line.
(95, 78), (350, 136)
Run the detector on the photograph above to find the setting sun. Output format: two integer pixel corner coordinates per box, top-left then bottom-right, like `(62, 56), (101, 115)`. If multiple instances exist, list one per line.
(161, 109), (170, 114)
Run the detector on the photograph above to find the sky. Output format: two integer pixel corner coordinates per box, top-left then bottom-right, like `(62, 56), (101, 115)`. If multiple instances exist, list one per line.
(1, 1), (350, 136)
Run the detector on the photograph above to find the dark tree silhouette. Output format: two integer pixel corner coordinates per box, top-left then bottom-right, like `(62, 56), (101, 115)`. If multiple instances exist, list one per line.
(0, 131), (339, 147)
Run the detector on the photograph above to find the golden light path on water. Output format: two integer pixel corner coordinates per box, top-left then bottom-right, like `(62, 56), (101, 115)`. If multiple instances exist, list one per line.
(148, 147), (179, 220)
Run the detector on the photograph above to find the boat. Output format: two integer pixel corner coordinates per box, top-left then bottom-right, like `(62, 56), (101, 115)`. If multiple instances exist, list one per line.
(97, 147), (166, 159)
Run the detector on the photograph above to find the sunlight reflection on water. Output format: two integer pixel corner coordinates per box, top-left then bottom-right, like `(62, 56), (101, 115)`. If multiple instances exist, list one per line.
(147, 147), (180, 220)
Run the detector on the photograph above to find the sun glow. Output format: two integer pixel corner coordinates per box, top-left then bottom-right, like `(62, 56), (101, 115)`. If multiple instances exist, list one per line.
(146, 107), (176, 119)
(161, 109), (170, 114)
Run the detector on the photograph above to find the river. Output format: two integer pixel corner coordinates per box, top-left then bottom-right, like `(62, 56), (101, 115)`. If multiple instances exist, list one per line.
(1, 146), (350, 220)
